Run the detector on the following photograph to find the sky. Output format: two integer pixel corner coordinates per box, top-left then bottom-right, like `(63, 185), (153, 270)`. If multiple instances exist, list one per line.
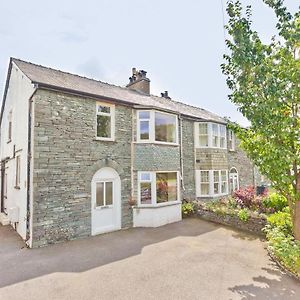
(0, 0), (299, 126)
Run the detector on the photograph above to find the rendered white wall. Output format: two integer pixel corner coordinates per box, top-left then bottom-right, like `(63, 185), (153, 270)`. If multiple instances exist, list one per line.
(0, 62), (35, 239)
(133, 203), (182, 228)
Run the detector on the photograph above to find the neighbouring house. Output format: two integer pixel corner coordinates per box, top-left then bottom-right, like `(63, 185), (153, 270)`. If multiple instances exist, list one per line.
(0, 58), (261, 247)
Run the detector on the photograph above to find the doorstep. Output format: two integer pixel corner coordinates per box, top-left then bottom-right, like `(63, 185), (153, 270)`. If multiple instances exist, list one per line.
(0, 212), (10, 225)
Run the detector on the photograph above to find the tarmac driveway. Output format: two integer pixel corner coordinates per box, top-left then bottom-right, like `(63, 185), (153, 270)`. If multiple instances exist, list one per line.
(0, 218), (299, 300)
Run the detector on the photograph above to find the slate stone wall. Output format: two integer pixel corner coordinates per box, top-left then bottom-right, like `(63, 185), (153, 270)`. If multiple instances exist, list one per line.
(227, 136), (255, 188)
(32, 90), (133, 247)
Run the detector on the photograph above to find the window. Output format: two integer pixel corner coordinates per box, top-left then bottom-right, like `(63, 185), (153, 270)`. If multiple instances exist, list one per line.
(220, 126), (226, 148)
(199, 123), (209, 147)
(155, 112), (177, 143)
(96, 102), (115, 140)
(8, 111), (12, 142)
(229, 168), (239, 192)
(228, 130), (235, 151)
(96, 181), (113, 207)
(195, 122), (227, 149)
(138, 111), (150, 141)
(200, 171), (209, 196)
(156, 172), (177, 203)
(139, 172), (152, 204)
(15, 156), (20, 188)
(138, 171), (179, 205)
(137, 110), (178, 144)
(196, 170), (228, 197)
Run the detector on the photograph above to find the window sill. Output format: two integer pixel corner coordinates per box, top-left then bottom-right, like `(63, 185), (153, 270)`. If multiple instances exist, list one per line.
(229, 149), (236, 152)
(134, 141), (179, 147)
(133, 200), (181, 209)
(198, 193), (228, 198)
(196, 146), (227, 150)
(94, 137), (115, 142)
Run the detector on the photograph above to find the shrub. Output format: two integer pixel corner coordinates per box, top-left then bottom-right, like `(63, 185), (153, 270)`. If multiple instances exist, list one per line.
(233, 186), (256, 209)
(262, 193), (288, 212)
(182, 202), (195, 216)
(264, 224), (300, 276)
(266, 209), (293, 236)
(238, 208), (250, 222)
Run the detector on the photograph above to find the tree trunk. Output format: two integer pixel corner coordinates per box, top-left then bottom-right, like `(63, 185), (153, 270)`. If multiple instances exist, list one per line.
(294, 201), (300, 240)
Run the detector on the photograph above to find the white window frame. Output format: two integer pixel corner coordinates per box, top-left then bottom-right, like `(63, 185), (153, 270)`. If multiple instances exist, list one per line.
(196, 170), (228, 197)
(15, 155), (20, 189)
(136, 110), (178, 145)
(137, 171), (180, 207)
(194, 122), (227, 149)
(95, 181), (114, 209)
(228, 130), (235, 151)
(96, 102), (115, 141)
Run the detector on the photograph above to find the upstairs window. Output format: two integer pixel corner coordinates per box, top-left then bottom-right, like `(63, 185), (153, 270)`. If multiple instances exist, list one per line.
(228, 130), (235, 151)
(137, 110), (178, 144)
(195, 122), (227, 149)
(199, 123), (209, 147)
(96, 102), (115, 141)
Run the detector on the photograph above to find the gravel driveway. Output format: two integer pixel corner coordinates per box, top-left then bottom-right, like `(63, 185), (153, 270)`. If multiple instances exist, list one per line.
(0, 218), (299, 299)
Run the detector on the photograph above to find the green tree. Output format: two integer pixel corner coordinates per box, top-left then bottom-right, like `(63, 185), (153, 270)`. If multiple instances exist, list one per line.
(221, 0), (300, 239)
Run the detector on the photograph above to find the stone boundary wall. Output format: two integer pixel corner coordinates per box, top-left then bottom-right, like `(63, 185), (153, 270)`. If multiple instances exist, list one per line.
(196, 207), (267, 236)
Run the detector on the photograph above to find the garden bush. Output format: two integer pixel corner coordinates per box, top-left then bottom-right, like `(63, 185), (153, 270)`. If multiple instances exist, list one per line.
(233, 186), (257, 209)
(262, 193), (288, 212)
(182, 202), (195, 216)
(238, 208), (250, 222)
(264, 208), (300, 277)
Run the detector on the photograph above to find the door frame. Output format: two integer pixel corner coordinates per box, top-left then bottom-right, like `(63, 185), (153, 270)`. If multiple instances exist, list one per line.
(91, 167), (121, 235)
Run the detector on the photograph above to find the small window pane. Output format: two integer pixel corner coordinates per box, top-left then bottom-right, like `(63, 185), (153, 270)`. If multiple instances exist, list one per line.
(214, 183), (219, 194)
(155, 112), (176, 143)
(105, 182), (113, 205)
(156, 172), (177, 203)
(141, 173), (151, 181)
(221, 171), (227, 181)
(140, 182), (152, 204)
(199, 136), (208, 147)
(220, 125), (226, 137)
(199, 123), (208, 134)
(97, 115), (111, 138)
(200, 183), (209, 195)
(221, 182), (227, 194)
(140, 120), (150, 140)
(98, 105), (110, 114)
(96, 182), (104, 207)
(200, 171), (209, 183)
(214, 171), (219, 182)
(139, 111), (150, 119)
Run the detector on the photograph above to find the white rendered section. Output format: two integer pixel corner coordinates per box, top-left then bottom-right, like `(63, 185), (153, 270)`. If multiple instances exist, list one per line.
(133, 203), (182, 227)
(0, 62), (35, 239)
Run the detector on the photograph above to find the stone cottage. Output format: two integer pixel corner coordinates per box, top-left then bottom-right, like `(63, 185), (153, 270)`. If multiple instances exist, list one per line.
(0, 58), (258, 247)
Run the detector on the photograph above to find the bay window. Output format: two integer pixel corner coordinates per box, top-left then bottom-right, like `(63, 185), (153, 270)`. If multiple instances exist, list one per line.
(138, 171), (179, 205)
(195, 122), (227, 149)
(196, 170), (228, 197)
(228, 130), (235, 151)
(96, 102), (115, 140)
(137, 110), (178, 144)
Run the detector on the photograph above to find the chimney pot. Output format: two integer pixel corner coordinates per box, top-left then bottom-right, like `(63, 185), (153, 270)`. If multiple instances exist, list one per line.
(126, 67), (150, 94)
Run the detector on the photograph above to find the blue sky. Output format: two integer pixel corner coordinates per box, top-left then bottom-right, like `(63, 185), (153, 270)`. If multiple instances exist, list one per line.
(0, 0), (298, 126)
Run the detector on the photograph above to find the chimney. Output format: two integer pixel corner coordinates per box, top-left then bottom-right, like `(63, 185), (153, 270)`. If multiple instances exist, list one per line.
(127, 68), (150, 94)
(161, 91), (171, 99)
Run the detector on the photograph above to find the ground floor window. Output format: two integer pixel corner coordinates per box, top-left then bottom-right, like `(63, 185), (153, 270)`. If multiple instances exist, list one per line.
(196, 170), (228, 197)
(138, 171), (179, 206)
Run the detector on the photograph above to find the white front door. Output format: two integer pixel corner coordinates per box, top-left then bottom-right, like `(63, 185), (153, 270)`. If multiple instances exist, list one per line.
(91, 167), (121, 235)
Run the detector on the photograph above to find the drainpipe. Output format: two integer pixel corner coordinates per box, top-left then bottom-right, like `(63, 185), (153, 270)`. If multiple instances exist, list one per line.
(25, 89), (37, 244)
(130, 108), (135, 205)
(179, 115), (185, 193)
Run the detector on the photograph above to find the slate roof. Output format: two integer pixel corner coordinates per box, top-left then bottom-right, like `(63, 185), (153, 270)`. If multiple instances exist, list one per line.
(11, 58), (226, 123)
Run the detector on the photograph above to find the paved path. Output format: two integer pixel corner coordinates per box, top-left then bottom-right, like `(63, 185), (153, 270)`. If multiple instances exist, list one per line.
(0, 218), (299, 299)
